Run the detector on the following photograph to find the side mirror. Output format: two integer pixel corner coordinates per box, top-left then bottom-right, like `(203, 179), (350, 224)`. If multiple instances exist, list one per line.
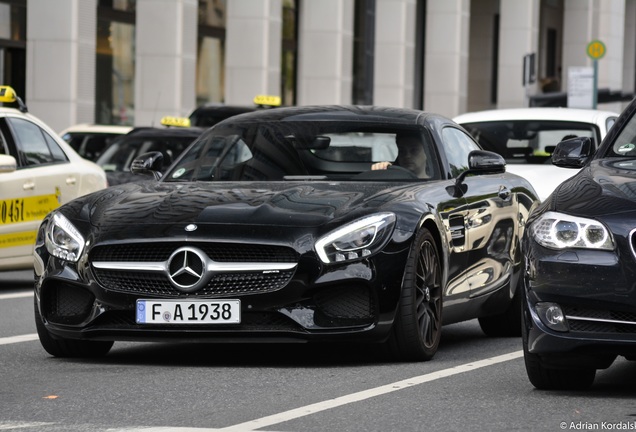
(131, 151), (163, 180)
(551, 137), (593, 168)
(0, 154), (17, 173)
(467, 150), (506, 173)
(450, 150), (506, 197)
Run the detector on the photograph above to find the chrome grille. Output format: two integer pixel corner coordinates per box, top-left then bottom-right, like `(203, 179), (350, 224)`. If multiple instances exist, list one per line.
(91, 242), (298, 263)
(90, 242), (298, 297)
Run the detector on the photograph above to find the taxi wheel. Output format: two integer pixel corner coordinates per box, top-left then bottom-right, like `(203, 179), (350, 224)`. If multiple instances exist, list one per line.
(34, 297), (113, 358)
(386, 228), (442, 361)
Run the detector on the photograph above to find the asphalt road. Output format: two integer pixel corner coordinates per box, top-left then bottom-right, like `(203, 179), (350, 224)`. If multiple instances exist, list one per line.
(2, 269), (636, 432)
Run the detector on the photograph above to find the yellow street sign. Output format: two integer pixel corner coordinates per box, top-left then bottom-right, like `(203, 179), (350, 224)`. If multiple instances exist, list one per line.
(587, 40), (606, 60)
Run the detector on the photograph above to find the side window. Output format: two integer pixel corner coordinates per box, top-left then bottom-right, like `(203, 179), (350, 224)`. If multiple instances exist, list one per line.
(442, 127), (480, 178)
(7, 117), (68, 166)
(0, 129), (7, 154)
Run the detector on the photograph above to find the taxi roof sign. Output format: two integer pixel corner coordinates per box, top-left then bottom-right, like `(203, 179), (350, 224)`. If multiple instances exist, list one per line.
(160, 116), (191, 128)
(0, 85), (27, 112)
(253, 95), (281, 107)
(0, 86), (17, 103)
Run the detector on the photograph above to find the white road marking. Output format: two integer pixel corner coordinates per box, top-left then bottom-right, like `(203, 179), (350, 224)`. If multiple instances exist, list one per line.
(0, 333), (38, 345)
(0, 422), (55, 430)
(219, 350), (524, 431)
(0, 338), (523, 431)
(0, 292), (33, 300)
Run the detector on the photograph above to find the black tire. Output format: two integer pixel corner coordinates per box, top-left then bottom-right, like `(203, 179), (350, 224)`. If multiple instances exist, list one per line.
(478, 277), (522, 337)
(385, 228), (442, 361)
(523, 341), (595, 390)
(34, 296), (113, 358)
(520, 297), (595, 390)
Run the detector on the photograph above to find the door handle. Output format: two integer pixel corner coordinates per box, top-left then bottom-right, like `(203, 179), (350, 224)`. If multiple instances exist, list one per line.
(498, 185), (511, 201)
(66, 176), (77, 186)
(22, 181), (35, 190)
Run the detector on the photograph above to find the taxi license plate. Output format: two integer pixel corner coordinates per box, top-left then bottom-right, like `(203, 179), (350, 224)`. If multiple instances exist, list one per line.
(136, 299), (240, 324)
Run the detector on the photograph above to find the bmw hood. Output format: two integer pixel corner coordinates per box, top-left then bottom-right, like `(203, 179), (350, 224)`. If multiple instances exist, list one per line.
(549, 159), (636, 217)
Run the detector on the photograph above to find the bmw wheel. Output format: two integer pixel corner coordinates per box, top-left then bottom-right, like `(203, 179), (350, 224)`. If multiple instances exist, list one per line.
(386, 228), (442, 361)
(34, 296), (113, 358)
(521, 295), (595, 390)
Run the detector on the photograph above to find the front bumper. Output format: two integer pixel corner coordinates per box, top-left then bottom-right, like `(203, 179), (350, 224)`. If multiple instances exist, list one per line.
(35, 247), (410, 344)
(523, 239), (636, 364)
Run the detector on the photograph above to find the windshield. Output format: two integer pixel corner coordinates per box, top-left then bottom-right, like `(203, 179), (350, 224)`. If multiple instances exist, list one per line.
(164, 121), (440, 182)
(461, 120), (598, 165)
(607, 115), (636, 157)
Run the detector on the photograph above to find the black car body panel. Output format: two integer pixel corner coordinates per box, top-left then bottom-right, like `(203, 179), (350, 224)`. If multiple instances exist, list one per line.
(34, 105), (538, 360)
(522, 98), (636, 388)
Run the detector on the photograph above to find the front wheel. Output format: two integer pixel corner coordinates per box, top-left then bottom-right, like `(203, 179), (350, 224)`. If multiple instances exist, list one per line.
(523, 341), (596, 390)
(34, 296), (113, 358)
(385, 228), (442, 361)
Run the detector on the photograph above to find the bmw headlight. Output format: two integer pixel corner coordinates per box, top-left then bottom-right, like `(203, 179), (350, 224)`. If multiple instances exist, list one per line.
(315, 213), (396, 264)
(45, 213), (85, 262)
(530, 211), (614, 250)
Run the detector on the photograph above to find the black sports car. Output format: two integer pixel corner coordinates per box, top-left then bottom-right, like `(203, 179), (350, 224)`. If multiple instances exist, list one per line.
(522, 97), (636, 389)
(34, 105), (538, 361)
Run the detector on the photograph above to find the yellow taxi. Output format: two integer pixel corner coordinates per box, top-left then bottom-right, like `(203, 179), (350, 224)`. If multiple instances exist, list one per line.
(0, 86), (107, 271)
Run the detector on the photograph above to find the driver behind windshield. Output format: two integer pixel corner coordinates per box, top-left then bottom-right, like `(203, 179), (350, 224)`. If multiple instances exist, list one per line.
(371, 132), (430, 178)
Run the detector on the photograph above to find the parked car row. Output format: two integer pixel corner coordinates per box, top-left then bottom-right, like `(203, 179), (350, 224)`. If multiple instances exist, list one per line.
(2, 82), (636, 391)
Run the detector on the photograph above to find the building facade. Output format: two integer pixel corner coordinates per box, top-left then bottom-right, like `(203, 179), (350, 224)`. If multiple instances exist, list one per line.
(0, 0), (632, 132)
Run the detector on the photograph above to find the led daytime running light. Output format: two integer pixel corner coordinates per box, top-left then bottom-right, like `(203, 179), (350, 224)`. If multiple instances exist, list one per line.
(531, 211), (613, 250)
(45, 213), (85, 262)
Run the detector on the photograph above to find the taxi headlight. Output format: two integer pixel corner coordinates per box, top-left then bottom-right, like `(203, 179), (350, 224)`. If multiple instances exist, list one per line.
(530, 211), (614, 250)
(45, 213), (85, 262)
(315, 213), (396, 264)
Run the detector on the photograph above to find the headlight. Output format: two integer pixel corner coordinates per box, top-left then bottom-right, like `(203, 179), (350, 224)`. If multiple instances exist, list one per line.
(530, 211), (614, 250)
(45, 213), (85, 262)
(315, 213), (396, 264)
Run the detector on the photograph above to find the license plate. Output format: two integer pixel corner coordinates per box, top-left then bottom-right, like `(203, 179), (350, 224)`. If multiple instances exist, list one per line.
(136, 299), (240, 324)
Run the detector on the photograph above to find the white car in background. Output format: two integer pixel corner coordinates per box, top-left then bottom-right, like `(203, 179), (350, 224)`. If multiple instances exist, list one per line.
(59, 123), (132, 161)
(454, 107), (619, 201)
(0, 86), (107, 271)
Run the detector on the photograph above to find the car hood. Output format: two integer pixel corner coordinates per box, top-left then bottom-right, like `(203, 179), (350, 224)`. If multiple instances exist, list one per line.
(547, 159), (636, 217)
(505, 164), (578, 202)
(78, 180), (433, 232)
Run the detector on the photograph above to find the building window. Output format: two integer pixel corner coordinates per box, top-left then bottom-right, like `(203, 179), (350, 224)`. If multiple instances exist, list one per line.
(96, 1), (136, 125)
(281, 0), (297, 106)
(352, 0), (375, 105)
(0, 0), (26, 102)
(197, 0), (226, 106)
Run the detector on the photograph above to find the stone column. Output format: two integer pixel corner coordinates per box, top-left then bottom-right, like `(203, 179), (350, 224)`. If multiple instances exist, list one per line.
(225, 0), (282, 105)
(134, 0), (197, 126)
(374, 0), (417, 108)
(26, 0), (97, 132)
(497, 0), (540, 108)
(563, 0), (626, 112)
(424, 0), (470, 118)
(296, 0), (354, 105)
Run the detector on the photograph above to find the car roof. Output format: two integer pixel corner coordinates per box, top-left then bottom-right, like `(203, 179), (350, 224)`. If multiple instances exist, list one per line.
(453, 107), (619, 124)
(124, 126), (206, 138)
(59, 123), (133, 135)
(214, 104), (442, 126)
